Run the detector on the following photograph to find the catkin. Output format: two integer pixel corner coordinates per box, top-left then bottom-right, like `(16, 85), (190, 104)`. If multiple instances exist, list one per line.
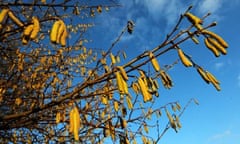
(118, 66), (128, 81)
(50, 20), (62, 43)
(187, 31), (199, 44)
(132, 82), (140, 94)
(196, 67), (210, 84)
(8, 10), (23, 27)
(126, 96), (133, 110)
(165, 109), (176, 130)
(23, 25), (34, 37)
(202, 30), (228, 48)
(115, 71), (128, 94)
(60, 27), (68, 46)
(204, 38), (220, 57)
(184, 12), (203, 25)
(149, 51), (161, 72)
(30, 17), (40, 40)
(113, 101), (119, 111)
(177, 49), (193, 67)
(110, 53), (116, 64)
(73, 107), (80, 141)
(0, 9), (9, 24)
(206, 71), (220, 84)
(207, 37), (227, 55)
(138, 77), (152, 102)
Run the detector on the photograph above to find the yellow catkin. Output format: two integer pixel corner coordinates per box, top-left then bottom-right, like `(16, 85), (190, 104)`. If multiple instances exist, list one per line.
(206, 71), (221, 91)
(204, 38), (220, 57)
(211, 81), (221, 91)
(202, 30), (228, 48)
(69, 109), (74, 133)
(149, 51), (161, 72)
(24, 24), (34, 36)
(56, 20), (65, 43)
(131, 82), (140, 94)
(60, 24), (68, 46)
(184, 12), (202, 25)
(147, 78), (158, 96)
(122, 76), (129, 94)
(138, 70), (146, 80)
(165, 72), (172, 87)
(110, 53), (116, 64)
(196, 67), (210, 84)
(138, 77), (152, 102)
(117, 66), (128, 80)
(116, 55), (121, 63)
(207, 37), (227, 55)
(177, 49), (193, 67)
(101, 96), (108, 105)
(206, 71), (220, 84)
(8, 10), (23, 27)
(50, 20), (62, 43)
(56, 112), (61, 124)
(30, 17), (40, 40)
(115, 71), (128, 94)
(175, 116), (182, 128)
(122, 119), (127, 128)
(165, 109), (176, 130)
(113, 101), (119, 111)
(187, 31), (199, 44)
(0, 8), (9, 23)
(126, 96), (133, 110)
(160, 71), (168, 87)
(142, 136), (147, 144)
(176, 121), (182, 129)
(73, 107), (80, 141)
(143, 123), (149, 133)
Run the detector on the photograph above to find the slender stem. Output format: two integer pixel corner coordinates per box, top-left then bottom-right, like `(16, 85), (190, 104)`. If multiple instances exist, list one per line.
(0, 2), (122, 8)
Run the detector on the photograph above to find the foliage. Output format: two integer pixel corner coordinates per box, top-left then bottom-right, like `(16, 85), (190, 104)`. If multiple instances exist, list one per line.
(0, 1), (228, 143)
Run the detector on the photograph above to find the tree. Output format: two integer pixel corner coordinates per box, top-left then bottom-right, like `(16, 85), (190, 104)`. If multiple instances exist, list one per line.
(0, 1), (228, 143)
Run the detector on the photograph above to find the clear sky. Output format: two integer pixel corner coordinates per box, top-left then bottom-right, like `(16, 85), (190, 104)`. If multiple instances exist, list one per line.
(85, 0), (240, 143)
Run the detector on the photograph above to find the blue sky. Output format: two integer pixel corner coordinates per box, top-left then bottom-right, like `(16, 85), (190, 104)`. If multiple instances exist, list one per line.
(83, 0), (240, 143)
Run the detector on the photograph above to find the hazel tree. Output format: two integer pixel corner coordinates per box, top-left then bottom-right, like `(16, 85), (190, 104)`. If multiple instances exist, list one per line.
(0, 0), (228, 143)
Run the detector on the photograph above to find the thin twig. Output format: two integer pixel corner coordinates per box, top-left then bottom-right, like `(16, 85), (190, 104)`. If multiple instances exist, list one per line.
(155, 98), (197, 143)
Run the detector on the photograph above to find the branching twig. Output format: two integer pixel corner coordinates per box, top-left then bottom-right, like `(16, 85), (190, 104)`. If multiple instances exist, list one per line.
(155, 98), (198, 143)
